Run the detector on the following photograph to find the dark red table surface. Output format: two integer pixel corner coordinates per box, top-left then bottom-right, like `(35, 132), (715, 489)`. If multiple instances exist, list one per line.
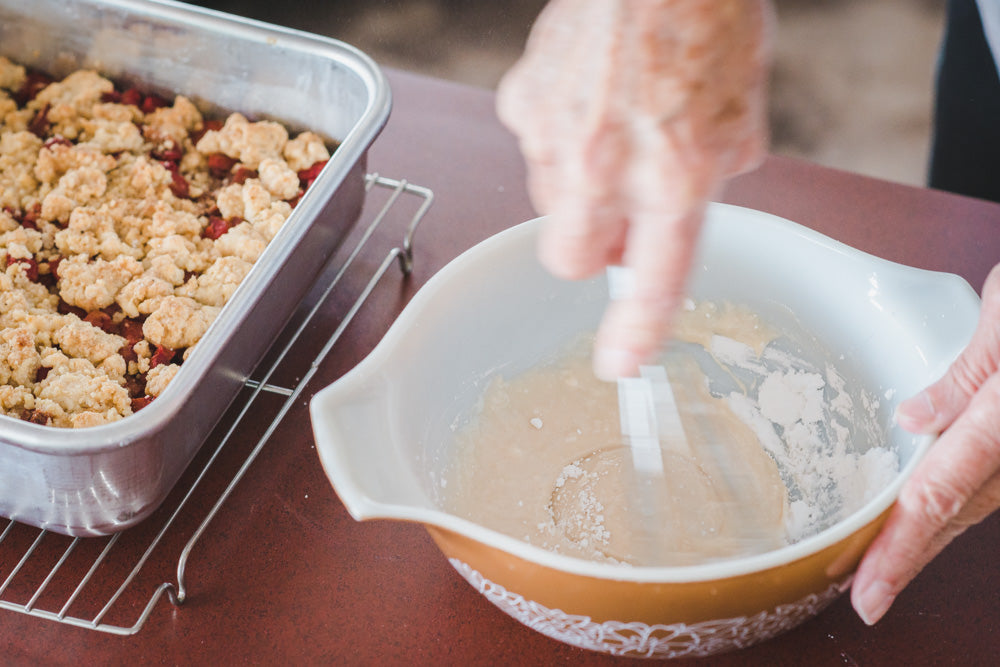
(2, 69), (999, 666)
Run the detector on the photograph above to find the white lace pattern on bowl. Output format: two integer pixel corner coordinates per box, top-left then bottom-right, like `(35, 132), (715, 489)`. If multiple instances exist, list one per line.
(449, 559), (847, 658)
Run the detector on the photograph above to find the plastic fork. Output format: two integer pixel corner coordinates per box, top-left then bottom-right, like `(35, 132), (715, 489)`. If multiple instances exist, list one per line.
(607, 267), (785, 564)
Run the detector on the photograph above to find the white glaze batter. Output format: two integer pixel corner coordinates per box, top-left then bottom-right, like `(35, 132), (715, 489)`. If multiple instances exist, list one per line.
(441, 301), (898, 567)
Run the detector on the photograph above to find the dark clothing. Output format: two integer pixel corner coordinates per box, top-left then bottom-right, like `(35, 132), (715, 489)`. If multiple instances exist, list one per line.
(929, 0), (1000, 202)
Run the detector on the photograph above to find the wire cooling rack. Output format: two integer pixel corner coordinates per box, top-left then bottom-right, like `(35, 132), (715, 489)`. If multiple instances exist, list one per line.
(0, 174), (433, 635)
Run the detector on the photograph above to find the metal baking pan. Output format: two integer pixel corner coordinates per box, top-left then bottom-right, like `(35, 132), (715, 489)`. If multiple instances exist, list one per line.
(0, 0), (390, 536)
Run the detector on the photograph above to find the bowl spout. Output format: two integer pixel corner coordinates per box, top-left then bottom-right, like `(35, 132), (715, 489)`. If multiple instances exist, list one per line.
(310, 372), (432, 522)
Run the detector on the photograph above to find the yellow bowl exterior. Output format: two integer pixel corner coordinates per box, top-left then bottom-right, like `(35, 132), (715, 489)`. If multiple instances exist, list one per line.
(426, 506), (890, 657)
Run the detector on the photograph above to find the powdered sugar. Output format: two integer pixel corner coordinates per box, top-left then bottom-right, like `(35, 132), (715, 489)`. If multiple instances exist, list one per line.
(758, 370), (826, 426)
(714, 334), (897, 543)
(550, 458), (612, 552)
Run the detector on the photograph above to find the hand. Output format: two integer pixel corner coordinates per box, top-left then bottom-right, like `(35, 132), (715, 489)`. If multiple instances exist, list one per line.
(852, 263), (1000, 624)
(497, 0), (773, 379)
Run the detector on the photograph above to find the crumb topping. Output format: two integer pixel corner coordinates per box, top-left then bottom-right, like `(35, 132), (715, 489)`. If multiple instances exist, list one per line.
(0, 56), (332, 427)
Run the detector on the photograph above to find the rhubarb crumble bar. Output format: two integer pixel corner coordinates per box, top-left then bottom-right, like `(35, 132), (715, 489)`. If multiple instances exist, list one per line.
(0, 56), (331, 428)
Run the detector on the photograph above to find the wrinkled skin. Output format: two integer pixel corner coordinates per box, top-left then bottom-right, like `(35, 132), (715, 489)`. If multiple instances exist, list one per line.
(497, 0), (773, 381)
(498, 0), (1000, 628)
(852, 264), (1000, 624)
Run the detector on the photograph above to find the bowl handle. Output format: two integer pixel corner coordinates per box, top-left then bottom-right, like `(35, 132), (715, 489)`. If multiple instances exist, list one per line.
(885, 269), (980, 384)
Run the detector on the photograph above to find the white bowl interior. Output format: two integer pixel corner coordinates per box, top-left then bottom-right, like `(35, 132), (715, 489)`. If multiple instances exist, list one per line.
(311, 204), (980, 580)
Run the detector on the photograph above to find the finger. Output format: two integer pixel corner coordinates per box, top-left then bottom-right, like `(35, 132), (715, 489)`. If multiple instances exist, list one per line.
(536, 173), (628, 281)
(896, 356), (992, 435)
(852, 472), (1000, 626)
(897, 263), (1000, 433)
(588, 117), (712, 381)
(536, 106), (631, 280)
(514, 124), (630, 280)
(852, 370), (1000, 625)
(537, 206), (628, 280)
(592, 206), (703, 380)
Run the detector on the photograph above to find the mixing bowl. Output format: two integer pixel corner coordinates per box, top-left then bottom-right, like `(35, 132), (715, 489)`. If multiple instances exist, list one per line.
(309, 204), (979, 658)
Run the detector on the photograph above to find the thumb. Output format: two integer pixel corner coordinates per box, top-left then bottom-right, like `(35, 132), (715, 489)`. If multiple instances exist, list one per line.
(897, 264), (1000, 434)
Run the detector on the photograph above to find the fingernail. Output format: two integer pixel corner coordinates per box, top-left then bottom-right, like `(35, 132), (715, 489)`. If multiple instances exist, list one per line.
(896, 390), (935, 431)
(854, 580), (895, 626)
(594, 346), (639, 382)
